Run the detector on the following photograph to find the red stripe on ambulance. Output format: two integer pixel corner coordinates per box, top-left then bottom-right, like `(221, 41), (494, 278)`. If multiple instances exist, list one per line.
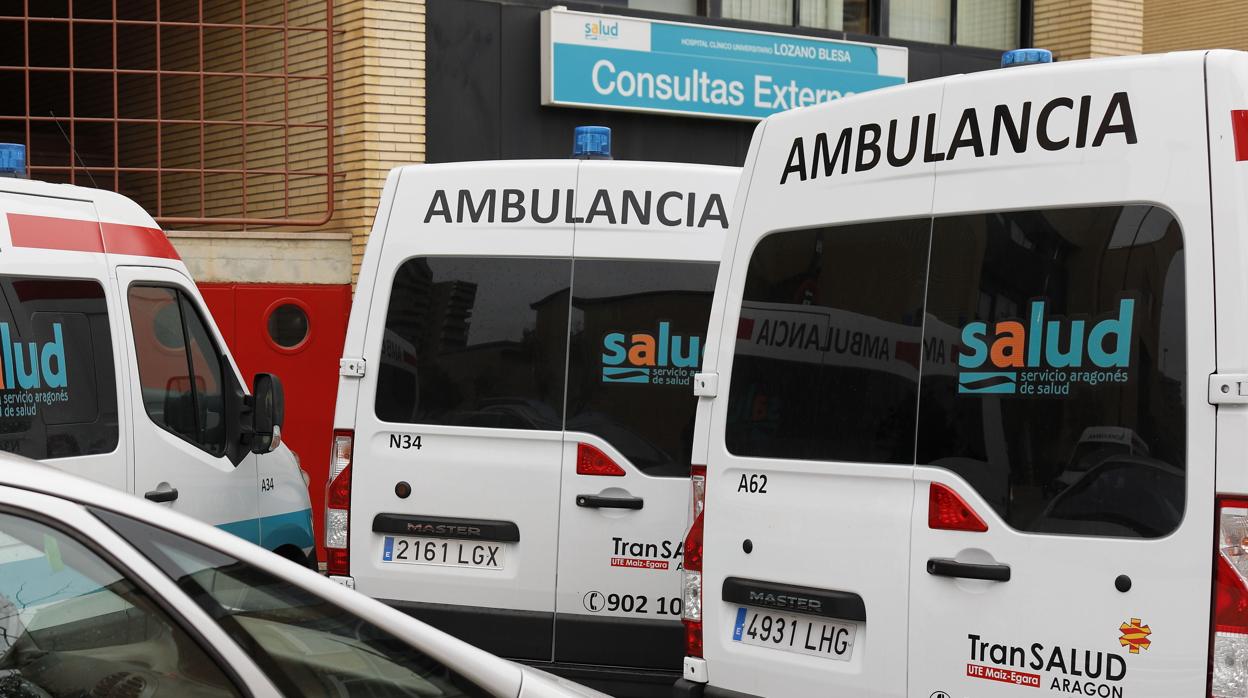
(7, 213), (179, 260)
(102, 222), (179, 259)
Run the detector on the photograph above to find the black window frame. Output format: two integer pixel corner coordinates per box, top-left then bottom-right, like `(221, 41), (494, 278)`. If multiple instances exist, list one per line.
(0, 502), (250, 697)
(127, 283), (232, 458)
(698, 0), (1033, 46)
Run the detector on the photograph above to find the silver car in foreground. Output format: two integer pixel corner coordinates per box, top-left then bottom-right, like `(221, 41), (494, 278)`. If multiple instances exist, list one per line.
(0, 453), (607, 697)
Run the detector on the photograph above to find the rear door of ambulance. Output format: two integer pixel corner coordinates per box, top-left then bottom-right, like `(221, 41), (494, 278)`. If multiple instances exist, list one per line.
(552, 162), (731, 671)
(697, 80), (945, 697)
(0, 192), (126, 490)
(907, 55), (1212, 697)
(348, 162), (577, 662)
(1204, 49), (1248, 698)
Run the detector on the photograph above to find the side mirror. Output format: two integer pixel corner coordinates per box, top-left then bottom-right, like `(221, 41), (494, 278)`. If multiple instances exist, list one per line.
(249, 373), (285, 454)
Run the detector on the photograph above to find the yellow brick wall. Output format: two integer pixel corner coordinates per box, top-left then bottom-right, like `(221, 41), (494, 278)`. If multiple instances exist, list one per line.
(1035, 0), (1142, 61)
(139, 0), (426, 285)
(1143, 0), (1248, 53)
(114, 0), (333, 225)
(334, 0), (427, 280)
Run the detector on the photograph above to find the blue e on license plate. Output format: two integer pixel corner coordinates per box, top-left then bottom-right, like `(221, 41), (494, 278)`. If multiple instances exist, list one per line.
(381, 536), (504, 570)
(731, 606), (855, 660)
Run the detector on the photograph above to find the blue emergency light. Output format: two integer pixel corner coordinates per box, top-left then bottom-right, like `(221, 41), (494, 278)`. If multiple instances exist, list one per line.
(572, 126), (612, 160)
(0, 144), (26, 177)
(1001, 48), (1053, 68)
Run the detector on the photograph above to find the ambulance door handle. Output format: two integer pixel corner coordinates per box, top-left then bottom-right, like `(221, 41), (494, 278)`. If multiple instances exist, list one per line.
(926, 558), (1010, 582)
(576, 494), (644, 510)
(144, 485), (179, 503)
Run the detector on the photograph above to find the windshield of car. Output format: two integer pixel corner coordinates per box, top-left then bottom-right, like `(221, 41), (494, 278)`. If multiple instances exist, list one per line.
(0, 510), (239, 697)
(94, 508), (491, 698)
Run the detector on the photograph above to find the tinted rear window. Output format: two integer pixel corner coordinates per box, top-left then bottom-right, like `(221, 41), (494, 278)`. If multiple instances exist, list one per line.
(0, 277), (118, 458)
(726, 219), (931, 463)
(917, 206), (1185, 538)
(726, 205), (1186, 539)
(566, 259), (717, 477)
(376, 257), (571, 429)
(375, 256), (718, 478)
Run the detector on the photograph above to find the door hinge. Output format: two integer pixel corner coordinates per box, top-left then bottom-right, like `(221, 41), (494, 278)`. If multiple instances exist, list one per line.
(339, 357), (366, 378)
(1210, 373), (1248, 404)
(693, 372), (718, 397)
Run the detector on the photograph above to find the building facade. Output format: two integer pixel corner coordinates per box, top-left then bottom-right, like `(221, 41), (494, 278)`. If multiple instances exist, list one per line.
(1143, 0), (1247, 53)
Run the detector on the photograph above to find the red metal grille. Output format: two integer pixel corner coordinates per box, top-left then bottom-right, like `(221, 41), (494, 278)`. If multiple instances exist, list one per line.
(0, 0), (335, 227)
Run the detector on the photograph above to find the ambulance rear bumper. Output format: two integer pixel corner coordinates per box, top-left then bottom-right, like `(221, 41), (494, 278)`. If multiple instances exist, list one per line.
(672, 679), (761, 698)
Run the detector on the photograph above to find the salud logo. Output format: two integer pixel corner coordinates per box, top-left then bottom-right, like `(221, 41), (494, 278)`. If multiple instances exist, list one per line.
(601, 322), (702, 385)
(0, 322), (67, 390)
(583, 19), (620, 41)
(957, 299), (1134, 396)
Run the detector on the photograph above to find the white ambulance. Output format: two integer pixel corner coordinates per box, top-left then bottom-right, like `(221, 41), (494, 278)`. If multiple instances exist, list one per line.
(0, 165), (315, 567)
(329, 131), (737, 688)
(678, 50), (1248, 697)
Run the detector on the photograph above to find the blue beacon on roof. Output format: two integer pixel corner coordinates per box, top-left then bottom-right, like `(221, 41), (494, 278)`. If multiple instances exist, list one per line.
(1001, 48), (1054, 68)
(573, 126), (612, 160)
(0, 143), (26, 177)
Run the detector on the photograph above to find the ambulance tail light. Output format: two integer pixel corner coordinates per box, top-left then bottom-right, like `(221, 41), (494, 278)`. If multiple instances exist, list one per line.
(682, 465), (706, 658)
(577, 443), (626, 476)
(1232, 111), (1248, 162)
(1212, 496), (1248, 697)
(325, 430), (353, 576)
(929, 482), (988, 532)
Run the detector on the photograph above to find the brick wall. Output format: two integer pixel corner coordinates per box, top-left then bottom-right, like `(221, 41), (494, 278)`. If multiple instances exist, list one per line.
(1034, 0), (1142, 61)
(145, 0), (426, 285)
(334, 0), (427, 280)
(1143, 0), (1248, 53)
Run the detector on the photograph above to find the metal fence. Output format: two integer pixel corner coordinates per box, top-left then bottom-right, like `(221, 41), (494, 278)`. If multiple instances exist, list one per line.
(0, 0), (335, 226)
